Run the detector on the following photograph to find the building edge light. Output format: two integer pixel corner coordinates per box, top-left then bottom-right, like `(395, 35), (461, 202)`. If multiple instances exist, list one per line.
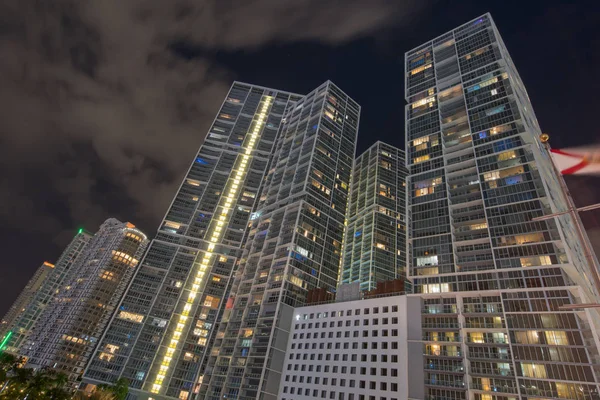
(150, 95), (273, 393)
(0, 331), (13, 351)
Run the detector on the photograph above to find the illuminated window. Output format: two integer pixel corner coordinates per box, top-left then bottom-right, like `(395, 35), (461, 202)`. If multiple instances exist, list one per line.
(545, 331), (569, 345)
(204, 296), (219, 308)
(413, 136), (430, 147)
(295, 246), (309, 257)
(417, 267), (438, 275)
(467, 76), (499, 93)
(469, 223), (488, 230)
(556, 383), (572, 399)
(379, 183), (393, 198)
(409, 63), (432, 75)
(126, 232), (143, 241)
(186, 179), (200, 186)
(521, 363), (547, 378)
(422, 283), (450, 294)
(290, 275), (304, 288)
(307, 207), (321, 217)
(414, 177), (441, 197)
(470, 333), (484, 343)
(416, 255), (438, 266)
(112, 251), (138, 266)
(514, 330), (539, 344)
(106, 344), (119, 353)
(414, 155), (430, 164)
(193, 328), (208, 337)
(99, 352), (114, 362)
(118, 311), (144, 323)
(100, 270), (115, 281)
(411, 96), (436, 109)
(520, 256), (552, 267)
(479, 378), (491, 391)
(179, 390), (189, 400)
(483, 171), (499, 181)
(183, 352), (194, 361)
(464, 47), (487, 60)
(311, 180), (331, 195)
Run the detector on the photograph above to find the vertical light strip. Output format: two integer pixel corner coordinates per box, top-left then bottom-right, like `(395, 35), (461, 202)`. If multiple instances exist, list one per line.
(151, 96), (273, 393)
(0, 331), (12, 351)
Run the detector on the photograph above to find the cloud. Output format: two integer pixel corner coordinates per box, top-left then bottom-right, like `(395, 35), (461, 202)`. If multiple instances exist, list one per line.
(0, 0), (421, 246)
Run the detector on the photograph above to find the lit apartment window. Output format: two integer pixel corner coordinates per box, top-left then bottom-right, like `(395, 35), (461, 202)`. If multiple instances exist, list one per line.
(413, 155), (430, 164)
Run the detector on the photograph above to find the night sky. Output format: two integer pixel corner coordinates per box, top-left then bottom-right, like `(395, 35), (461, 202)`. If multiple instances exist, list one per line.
(1, 0), (599, 314)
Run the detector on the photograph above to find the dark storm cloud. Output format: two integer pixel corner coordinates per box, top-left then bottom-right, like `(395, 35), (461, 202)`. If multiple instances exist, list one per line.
(0, 0), (422, 242)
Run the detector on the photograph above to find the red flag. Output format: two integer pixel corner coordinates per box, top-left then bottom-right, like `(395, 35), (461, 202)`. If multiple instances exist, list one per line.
(550, 146), (600, 175)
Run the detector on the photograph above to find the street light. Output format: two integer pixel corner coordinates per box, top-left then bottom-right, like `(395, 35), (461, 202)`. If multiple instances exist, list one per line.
(535, 134), (600, 310)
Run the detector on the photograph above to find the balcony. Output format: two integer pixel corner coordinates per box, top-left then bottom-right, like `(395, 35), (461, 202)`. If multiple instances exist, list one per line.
(470, 383), (518, 394)
(424, 350), (462, 358)
(423, 335), (462, 343)
(422, 322), (460, 329)
(469, 367), (513, 377)
(424, 364), (465, 373)
(468, 352), (510, 360)
(464, 322), (504, 329)
(422, 305), (458, 314)
(424, 379), (465, 388)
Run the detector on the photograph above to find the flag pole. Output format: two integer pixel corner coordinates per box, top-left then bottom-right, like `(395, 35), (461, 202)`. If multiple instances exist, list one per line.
(538, 134), (600, 309)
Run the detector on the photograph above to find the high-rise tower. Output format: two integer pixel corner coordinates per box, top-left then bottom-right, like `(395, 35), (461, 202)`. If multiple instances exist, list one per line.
(0, 261), (54, 339)
(406, 13), (600, 400)
(202, 81), (359, 400)
(1, 230), (92, 355)
(341, 141), (408, 291)
(83, 83), (302, 399)
(25, 219), (148, 383)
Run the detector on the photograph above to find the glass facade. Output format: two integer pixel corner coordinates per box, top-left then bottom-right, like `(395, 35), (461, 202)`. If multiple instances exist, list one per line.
(82, 83), (301, 399)
(341, 142), (408, 291)
(25, 219), (148, 384)
(202, 81), (359, 400)
(0, 261), (54, 339)
(406, 13), (600, 400)
(2, 230), (92, 354)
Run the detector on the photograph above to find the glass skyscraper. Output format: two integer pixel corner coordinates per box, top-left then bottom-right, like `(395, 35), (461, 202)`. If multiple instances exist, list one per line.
(406, 13), (600, 400)
(83, 83), (302, 399)
(26, 219), (148, 384)
(341, 141), (408, 291)
(0, 261), (55, 339)
(2, 230), (92, 355)
(202, 81), (359, 400)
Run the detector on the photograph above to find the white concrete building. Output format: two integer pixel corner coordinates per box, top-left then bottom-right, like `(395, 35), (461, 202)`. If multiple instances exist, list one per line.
(278, 294), (423, 400)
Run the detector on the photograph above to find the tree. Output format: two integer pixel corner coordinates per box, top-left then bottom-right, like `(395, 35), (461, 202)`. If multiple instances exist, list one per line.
(73, 390), (115, 400)
(96, 377), (129, 400)
(0, 353), (21, 383)
(0, 366), (71, 400)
